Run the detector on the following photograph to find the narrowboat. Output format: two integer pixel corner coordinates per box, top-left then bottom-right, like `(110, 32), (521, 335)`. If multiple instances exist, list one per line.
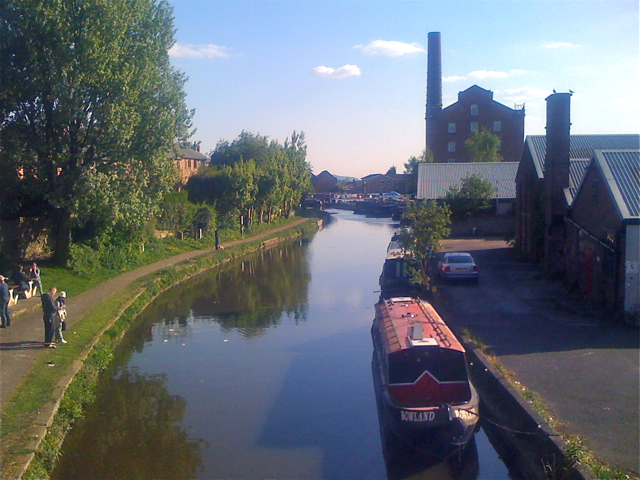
(371, 296), (479, 458)
(378, 236), (419, 298)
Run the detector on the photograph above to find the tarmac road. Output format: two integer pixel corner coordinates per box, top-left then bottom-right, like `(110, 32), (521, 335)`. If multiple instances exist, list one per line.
(434, 238), (639, 475)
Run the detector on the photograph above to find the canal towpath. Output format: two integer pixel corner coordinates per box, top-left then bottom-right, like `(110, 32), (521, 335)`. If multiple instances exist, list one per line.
(0, 218), (311, 408)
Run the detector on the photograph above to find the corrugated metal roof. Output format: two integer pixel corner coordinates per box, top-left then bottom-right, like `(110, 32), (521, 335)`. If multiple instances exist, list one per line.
(526, 134), (640, 179)
(417, 162), (519, 200)
(567, 159), (590, 201)
(594, 150), (640, 219)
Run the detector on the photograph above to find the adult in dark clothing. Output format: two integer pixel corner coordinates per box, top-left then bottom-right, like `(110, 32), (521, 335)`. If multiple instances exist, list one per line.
(41, 286), (58, 348)
(0, 276), (11, 328)
(10, 265), (30, 295)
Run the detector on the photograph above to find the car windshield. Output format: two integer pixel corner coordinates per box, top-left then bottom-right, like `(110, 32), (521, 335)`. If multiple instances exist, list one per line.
(447, 255), (472, 264)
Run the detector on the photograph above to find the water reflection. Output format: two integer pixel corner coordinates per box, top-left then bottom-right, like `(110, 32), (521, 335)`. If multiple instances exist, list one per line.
(142, 241), (311, 338)
(51, 370), (204, 480)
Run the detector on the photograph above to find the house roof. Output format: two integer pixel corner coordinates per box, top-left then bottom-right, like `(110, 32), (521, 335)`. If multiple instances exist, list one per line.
(525, 134), (640, 180)
(589, 149), (640, 220)
(177, 148), (208, 161)
(417, 162), (519, 200)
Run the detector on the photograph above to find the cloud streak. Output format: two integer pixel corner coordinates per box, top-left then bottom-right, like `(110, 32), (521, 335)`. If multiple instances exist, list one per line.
(313, 64), (362, 79)
(544, 42), (581, 49)
(169, 43), (231, 59)
(355, 40), (424, 57)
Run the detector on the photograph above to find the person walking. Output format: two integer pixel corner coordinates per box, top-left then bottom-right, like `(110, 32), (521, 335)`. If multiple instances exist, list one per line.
(29, 262), (43, 295)
(41, 286), (58, 348)
(0, 276), (11, 328)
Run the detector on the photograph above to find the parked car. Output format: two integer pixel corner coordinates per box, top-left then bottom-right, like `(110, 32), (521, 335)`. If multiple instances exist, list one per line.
(438, 252), (478, 283)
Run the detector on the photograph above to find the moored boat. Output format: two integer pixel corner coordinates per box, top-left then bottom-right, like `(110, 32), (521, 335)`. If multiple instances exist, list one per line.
(371, 296), (479, 458)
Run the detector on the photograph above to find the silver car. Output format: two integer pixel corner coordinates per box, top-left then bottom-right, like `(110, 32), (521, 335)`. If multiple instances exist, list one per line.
(438, 252), (479, 282)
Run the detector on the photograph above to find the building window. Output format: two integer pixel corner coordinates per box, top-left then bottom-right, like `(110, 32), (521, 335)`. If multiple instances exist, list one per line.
(448, 159), (456, 163)
(448, 123), (456, 133)
(448, 142), (456, 153)
(493, 121), (502, 132)
(470, 122), (479, 132)
(471, 104), (478, 116)
(497, 141), (502, 151)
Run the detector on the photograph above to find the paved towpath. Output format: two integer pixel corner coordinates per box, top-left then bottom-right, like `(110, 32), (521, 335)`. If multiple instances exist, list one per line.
(435, 239), (639, 475)
(0, 219), (310, 407)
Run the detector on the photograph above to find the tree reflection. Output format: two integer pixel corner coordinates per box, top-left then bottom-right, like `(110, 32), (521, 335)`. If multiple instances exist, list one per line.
(52, 369), (204, 480)
(134, 239), (311, 338)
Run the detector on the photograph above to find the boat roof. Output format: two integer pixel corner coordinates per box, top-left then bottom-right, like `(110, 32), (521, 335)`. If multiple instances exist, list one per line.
(375, 297), (465, 355)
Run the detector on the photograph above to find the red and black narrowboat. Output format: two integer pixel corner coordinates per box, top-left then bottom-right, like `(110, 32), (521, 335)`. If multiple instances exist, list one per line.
(371, 296), (479, 458)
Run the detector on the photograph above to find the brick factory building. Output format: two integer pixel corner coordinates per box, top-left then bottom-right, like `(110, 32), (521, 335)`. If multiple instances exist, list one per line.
(425, 32), (525, 163)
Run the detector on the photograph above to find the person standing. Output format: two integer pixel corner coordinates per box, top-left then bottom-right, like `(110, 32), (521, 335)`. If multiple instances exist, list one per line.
(54, 291), (67, 344)
(29, 262), (43, 295)
(0, 276), (11, 328)
(41, 286), (58, 348)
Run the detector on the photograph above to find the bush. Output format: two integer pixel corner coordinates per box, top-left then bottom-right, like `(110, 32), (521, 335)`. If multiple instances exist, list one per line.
(68, 243), (103, 277)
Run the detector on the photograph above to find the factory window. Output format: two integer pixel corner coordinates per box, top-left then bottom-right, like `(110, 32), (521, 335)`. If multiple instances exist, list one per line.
(448, 159), (456, 163)
(471, 104), (478, 116)
(494, 121), (502, 132)
(448, 123), (456, 133)
(448, 142), (456, 153)
(470, 122), (479, 132)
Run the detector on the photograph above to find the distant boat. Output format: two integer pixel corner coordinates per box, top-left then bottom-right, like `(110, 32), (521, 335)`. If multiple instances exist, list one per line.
(378, 236), (419, 298)
(371, 296), (479, 459)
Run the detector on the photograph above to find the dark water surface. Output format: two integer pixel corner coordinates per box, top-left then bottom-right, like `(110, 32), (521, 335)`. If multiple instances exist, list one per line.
(53, 211), (513, 479)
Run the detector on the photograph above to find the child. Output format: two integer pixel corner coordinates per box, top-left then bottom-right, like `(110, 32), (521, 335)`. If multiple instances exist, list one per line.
(54, 291), (67, 344)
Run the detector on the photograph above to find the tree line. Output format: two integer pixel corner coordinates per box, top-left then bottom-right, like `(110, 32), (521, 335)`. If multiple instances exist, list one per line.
(0, 0), (312, 270)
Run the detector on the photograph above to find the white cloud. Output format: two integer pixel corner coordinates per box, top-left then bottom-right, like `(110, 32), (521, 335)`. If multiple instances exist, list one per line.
(443, 75), (466, 83)
(544, 42), (581, 49)
(169, 43), (231, 59)
(468, 70), (509, 80)
(501, 86), (552, 104)
(354, 40), (424, 57)
(313, 64), (362, 79)
(510, 69), (527, 76)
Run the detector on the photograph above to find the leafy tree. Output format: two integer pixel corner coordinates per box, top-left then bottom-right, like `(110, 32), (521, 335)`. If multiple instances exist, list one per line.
(444, 174), (496, 217)
(465, 128), (502, 162)
(386, 166), (397, 175)
(188, 131), (311, 229)
(404, 148), (434, 195)
(0, 0), (193, 263)
(400, 200), (451, 288)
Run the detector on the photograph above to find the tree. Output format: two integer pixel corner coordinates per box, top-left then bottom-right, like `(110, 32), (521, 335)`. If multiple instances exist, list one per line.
(465, 128), (502, 163)
(400, 200), (451, 288)
(386, 166), (397, 175)
(404, 149), (434, 195)
(0, 0), (193, 263)
(444, 174), (496, 217)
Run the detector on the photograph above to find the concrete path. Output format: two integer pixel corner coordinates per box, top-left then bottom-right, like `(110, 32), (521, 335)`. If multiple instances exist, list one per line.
(435, 239), (640, 475)
(0, 219), (310, 407)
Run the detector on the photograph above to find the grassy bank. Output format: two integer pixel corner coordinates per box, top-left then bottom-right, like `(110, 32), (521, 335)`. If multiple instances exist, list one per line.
(1, 217), (319, 480)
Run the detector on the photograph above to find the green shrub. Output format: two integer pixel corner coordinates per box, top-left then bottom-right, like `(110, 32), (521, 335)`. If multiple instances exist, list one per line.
(68, 243), (102, 277)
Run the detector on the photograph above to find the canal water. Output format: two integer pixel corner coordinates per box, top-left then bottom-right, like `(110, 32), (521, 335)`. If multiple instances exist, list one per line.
(52, 210), (515, 480)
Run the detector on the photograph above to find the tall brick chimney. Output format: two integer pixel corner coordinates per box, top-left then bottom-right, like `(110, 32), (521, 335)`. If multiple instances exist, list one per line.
(426, 32), (442, 155)
(543, 92), (572, 268)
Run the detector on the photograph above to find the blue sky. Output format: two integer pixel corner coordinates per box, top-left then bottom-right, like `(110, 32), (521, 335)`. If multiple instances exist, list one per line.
(168, 0), (639, 178)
